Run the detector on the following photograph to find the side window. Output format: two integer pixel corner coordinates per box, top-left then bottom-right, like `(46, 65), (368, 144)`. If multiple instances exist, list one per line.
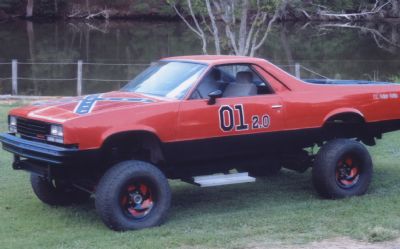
(190, 64), (273, 99)
(190, 68), (225, 99)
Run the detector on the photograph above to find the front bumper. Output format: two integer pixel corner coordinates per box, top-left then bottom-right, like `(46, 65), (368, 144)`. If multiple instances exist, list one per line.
(0, 133), (79, 165)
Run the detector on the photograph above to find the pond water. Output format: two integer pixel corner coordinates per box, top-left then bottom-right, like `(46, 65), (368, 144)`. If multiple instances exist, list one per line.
(0, 20), (399, 96)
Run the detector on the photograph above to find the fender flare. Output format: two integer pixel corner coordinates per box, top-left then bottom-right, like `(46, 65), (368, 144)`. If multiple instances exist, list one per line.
(323, 108), (365, 124)
(100, 127), (165, 165)
(101, 125), (160, 146)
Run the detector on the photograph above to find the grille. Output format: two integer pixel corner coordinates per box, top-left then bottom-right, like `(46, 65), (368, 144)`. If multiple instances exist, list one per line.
(16, 118), (50, 141)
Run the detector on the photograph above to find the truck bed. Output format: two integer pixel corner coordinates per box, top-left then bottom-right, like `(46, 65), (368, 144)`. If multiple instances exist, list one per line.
(304, 79), (395, 85)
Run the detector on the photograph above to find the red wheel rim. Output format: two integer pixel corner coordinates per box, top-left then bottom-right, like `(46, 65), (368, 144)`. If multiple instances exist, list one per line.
(335, 154), (360, 188)
(120, 181), (154, 219)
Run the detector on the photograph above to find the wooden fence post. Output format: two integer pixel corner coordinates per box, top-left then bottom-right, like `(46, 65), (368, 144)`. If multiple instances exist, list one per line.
(12, 59), (18, 95)
(77, 60), (83, 96)
(295, 63), (301, 79)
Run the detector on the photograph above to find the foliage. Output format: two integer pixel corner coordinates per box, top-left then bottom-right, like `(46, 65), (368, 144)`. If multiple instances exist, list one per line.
(0, 0), (398, 19)
(367, 226), (398, 242)
(1, 20), (400, 95)
(390, 74), (400, 83)
(34, 0), (65, 18)
(0, 0), (66, 17)
(128, 0), (175, 16)
(168, 0), (281, 15)
(169, 0), (288, 56)
(314, 0), (373, 12)
(0, 0), (23, 13)
(0, 20), (204, 95)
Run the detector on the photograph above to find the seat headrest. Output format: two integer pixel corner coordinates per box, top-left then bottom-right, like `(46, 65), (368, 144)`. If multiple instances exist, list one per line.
(236, 71), (253, 84)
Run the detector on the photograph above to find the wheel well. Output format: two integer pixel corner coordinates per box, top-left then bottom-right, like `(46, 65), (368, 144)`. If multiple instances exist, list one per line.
(323, 112), (376, 145)
(100, 131), (165, 166)
(324, 112), (365, 126)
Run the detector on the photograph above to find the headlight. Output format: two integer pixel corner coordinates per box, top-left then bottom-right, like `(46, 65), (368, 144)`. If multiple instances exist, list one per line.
(47, 124), (64, 143)
(50, 125), (63, 137)
(10, 116), (17, 126)
(9, 116), (17, 133)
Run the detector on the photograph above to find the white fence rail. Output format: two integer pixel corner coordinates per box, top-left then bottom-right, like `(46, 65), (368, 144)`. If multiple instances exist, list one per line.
(0, 60), (323, 97)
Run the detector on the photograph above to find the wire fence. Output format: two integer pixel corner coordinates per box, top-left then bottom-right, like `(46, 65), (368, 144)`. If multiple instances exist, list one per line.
(0, 60), (151, 96)
(0, 60), (321, 97)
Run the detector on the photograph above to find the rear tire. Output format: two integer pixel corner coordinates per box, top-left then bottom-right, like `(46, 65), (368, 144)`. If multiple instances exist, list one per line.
(312, 139), (373, 199)
(95, 160), (171, 231)
(30, 174), (90, 206)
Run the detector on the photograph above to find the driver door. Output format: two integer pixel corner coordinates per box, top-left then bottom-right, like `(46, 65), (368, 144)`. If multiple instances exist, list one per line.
(175, 64), (285, 162)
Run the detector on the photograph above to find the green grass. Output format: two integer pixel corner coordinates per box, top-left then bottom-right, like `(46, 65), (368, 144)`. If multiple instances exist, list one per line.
(1, 104), (400, 249)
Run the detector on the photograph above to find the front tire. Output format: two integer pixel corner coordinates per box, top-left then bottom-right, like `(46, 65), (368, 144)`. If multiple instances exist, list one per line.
(30, 174), (90, 206)
(312, 139), (373, 199)
(95, 160), (171, 231)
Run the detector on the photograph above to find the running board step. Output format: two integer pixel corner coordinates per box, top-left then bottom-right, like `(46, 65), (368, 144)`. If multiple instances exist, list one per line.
(191, 172), (255, 187)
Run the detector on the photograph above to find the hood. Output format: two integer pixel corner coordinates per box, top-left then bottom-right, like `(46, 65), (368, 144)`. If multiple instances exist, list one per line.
(10, 92), (163, 123)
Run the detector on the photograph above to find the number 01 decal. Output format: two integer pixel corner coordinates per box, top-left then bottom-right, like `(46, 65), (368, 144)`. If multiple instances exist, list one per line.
(219, 104), (248, 132)
(219, 104), (270, 132)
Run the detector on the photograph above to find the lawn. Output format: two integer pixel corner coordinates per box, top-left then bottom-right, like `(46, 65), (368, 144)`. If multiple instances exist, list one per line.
(0, 103), (400, 249)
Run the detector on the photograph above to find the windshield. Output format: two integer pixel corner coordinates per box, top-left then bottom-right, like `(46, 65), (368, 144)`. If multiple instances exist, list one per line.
(122, 61), (207, 99)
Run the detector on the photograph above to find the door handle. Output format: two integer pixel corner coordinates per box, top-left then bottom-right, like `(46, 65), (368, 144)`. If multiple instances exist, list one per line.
(271, 104), (283, 109)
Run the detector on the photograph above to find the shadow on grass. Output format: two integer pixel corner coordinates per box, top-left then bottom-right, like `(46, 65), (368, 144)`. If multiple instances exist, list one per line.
(168, 170), (318, 220)
(51, 169), (314, 226)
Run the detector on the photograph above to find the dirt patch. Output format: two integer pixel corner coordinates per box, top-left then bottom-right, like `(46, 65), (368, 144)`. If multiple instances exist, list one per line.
(248, 237), (400, 249)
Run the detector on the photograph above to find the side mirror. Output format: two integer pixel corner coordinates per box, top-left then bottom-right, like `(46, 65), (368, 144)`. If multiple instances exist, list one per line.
(207, 90), (222, 105)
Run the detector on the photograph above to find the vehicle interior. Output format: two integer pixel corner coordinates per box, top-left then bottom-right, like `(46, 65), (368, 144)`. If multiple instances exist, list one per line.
(190, 64), (273, 99)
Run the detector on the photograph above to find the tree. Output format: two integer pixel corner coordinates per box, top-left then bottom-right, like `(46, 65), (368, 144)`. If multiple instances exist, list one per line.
(319, 22), (400, 54)
(169, 0), (288, 56)
(296, 0), (400, 21)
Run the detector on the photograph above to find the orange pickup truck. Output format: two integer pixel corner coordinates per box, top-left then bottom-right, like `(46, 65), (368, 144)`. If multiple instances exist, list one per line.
(1, 55), (400, 231)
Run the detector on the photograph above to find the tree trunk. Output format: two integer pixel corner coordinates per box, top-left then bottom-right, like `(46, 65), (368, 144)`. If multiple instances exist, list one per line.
(26, 0), (34, 18)
(238, 0), (249, 55)
(205, 0), (221, 54)
(27, 21), (38, 94)
(280, 26), (294, 75)
(54, 0), (58, 15)
(86, 0), (91, 15)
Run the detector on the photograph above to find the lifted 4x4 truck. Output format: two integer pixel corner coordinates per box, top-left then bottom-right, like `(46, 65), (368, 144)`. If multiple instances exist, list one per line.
(1, 55), (400, 231)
